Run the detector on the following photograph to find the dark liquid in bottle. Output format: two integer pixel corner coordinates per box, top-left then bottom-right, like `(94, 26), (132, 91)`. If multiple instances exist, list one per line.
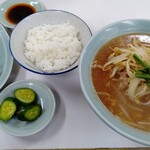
(5, 3), (36, 24)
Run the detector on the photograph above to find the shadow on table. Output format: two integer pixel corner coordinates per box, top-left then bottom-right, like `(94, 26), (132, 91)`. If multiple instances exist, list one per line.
(1, 60), (26, 91)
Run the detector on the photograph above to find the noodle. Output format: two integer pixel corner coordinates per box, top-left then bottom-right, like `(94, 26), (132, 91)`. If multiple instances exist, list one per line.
(119, 104), (131, 120)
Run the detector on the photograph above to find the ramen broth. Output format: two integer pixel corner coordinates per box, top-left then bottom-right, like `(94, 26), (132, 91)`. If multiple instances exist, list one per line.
(92, 33), (150, 132)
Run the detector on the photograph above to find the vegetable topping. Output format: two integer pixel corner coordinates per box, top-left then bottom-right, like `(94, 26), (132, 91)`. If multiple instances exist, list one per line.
(102, 37), (150, 105)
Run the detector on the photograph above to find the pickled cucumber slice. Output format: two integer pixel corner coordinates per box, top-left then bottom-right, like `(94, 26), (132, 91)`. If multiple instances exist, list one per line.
(14, 88), (36, 106)
(0, 98), (17, 121)
(17, 104), (42, 121)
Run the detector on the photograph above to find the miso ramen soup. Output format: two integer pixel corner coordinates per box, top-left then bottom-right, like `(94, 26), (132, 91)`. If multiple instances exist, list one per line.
(92, 33), (150, 132)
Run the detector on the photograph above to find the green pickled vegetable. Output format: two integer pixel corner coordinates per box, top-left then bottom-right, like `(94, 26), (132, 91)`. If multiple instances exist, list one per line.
(17, 104), (42, 121)
(14, 88), (36, 106)
(0, 98), (17, 121)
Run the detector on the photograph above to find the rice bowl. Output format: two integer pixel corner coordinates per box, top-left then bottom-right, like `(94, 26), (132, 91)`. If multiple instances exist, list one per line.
(10, 10), (92, 75)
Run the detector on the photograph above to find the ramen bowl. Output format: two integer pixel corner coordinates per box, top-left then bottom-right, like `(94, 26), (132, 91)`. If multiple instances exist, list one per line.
(9, 10), (92, 75)
(79, 19), (150, 146)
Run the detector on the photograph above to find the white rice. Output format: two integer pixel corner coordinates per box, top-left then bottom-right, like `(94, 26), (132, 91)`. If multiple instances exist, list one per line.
(24, 22), (82, 72)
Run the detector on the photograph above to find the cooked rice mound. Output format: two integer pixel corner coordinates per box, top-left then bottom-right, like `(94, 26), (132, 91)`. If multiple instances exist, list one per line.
(24, 22), (82, 72)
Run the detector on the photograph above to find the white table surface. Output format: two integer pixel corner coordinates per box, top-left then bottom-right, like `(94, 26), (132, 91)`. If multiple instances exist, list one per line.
(0, 0), (150, 149)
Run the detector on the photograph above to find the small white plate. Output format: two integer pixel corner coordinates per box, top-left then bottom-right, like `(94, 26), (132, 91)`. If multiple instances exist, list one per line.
(0, 0), (43, 29)
(0, 80), (56, 136)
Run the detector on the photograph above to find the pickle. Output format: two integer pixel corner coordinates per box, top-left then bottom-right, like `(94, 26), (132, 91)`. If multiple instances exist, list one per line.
(17, 104), (42, 121)
(14, 88), (36, 106)
(0, 98), (17, 121)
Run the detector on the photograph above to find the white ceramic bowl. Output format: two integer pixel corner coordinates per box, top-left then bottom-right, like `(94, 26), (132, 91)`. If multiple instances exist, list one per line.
(0, 24), (13, 89)
(79, 19), (150, 146)
(0, 80), (56, 136)
(0, 0), (43, 29)
(9, 10), (92, 75)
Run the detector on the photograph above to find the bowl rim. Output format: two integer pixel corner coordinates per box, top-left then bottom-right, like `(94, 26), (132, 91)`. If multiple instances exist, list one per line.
(79, 18), (150, 146)
(9, 9), (92, 75)
(0, 24), (13, 89)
